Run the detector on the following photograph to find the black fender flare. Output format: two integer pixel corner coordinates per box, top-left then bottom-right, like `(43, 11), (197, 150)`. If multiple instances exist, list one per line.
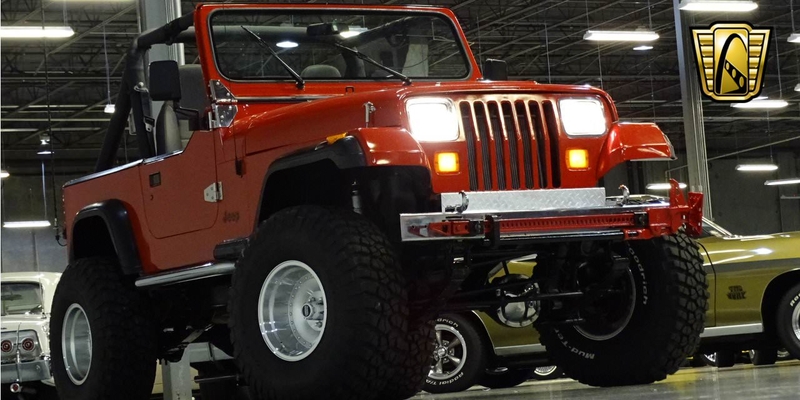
(70, 199), (142, 276)
(255, 136), (366, 224)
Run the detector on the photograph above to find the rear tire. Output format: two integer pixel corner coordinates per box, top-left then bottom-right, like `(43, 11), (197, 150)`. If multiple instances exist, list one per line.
(481, 368), (532, 388)
(536, 234), (708, 387)
(775, 282), (800, 360)
(228, 206), (412, 400)
(377, 321), (435, 400)
(423, 314), (487, 394)
(50, 258), (157, 400)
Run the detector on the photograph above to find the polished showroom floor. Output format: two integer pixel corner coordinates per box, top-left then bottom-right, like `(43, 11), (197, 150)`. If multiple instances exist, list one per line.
(414, 361), (800, 400)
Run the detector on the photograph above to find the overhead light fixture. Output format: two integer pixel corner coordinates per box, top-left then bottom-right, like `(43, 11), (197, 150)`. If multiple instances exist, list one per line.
(104, 104), (115, 114)
(795, 83), (800, 92)
(276, 41), (298, 49)
(583, 30), (659, 42)
(736, 164), (778, 171)
(340, 27), (368, 39)
(679, 0), (758, 12)
(731, 99), (789, 109)
(633, 45), (654, 51)
(0, 26), (74, 39)
(3, 221), (51, 229)
(37, 150), (53, 155)
(788, 33), (800, 43)
(765, 178), (800, 186)
(0, 170), (9, 179)
(646, 182), (688, 190)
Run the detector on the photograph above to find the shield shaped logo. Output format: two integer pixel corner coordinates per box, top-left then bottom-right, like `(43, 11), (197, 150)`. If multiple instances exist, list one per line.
(691, 23), (771, 102)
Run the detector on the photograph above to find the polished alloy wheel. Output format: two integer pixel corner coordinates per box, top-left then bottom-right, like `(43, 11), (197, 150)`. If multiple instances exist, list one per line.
(429, 324), (466, 381)
(792, 301), (800, 341)
(258, 260), (327, 362)
(533, 365), (558, 376)
(62, 303), (92, 385)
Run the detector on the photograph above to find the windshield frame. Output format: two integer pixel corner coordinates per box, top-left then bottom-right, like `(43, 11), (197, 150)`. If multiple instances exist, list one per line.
(702, 218), (734, 238)
(206, 7), (475, 84)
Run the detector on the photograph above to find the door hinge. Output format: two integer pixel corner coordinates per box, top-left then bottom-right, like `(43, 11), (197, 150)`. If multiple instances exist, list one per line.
(204, 182), (223, 203)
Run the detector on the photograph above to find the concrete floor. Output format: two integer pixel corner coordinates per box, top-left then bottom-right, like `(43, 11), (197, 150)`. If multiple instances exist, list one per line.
(414, 361), (800, 400)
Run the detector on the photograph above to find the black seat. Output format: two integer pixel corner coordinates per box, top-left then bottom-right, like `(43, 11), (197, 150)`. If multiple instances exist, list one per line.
(155, 64), (210, 154)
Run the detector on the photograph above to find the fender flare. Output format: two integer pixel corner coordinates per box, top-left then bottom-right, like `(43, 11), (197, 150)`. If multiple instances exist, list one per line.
(267, 135), (366, 176)
(70, 199), (142, 276)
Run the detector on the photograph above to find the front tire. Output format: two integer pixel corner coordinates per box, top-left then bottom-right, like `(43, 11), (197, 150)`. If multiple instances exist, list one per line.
(228, 206), (413, 400)
(536, 234), (708, 387)
(775, 282), (800, 360)
(50, 258), (157, 400)
(423, 314), (487, 394)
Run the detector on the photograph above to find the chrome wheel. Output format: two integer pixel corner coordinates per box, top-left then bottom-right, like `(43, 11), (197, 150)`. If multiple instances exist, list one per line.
(533, 365), (558, 377)
(792, 300), (800, 341)
(258, 260), (327, 362)
(429, 324), (466, 381)
(62, 303), (92, 385)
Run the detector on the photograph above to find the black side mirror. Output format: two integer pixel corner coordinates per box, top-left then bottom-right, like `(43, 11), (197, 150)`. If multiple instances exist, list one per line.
(149, 60), (182, 101)
(483, 59), (508, 81)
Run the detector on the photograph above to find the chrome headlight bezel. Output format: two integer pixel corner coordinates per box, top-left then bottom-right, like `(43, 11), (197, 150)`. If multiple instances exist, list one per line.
(558, 97), (608, 137)
(405, 97), (460, 142)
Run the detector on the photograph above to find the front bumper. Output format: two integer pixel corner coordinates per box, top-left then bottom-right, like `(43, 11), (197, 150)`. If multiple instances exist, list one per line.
(1, 359), (51, 384)
(400, 180), (702, 242)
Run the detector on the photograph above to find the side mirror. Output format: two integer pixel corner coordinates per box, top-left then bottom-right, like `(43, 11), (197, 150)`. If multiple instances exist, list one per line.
(149, 60), (182, 101)
(483, 59), (508, 81)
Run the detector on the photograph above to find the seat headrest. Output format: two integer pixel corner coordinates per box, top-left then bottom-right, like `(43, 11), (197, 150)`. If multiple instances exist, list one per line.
(178, 64), (210, 113)
(300, 65), (341, 78)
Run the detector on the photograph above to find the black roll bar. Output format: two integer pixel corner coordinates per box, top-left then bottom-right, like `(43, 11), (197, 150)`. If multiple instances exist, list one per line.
(95, 12), (196, 172)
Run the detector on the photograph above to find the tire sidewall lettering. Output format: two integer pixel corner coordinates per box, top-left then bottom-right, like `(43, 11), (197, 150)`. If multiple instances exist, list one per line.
(627, 244), (648, 306)
(426, 371), (464, 386)
(555, 328), (596, 360)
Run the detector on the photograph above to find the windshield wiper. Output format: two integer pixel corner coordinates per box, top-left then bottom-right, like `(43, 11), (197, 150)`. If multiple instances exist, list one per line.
(240, 26), (305, 89)
(333, 43), (412, 86)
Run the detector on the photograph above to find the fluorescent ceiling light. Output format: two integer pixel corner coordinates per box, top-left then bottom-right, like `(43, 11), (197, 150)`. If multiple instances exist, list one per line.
(0, 170), (9, 179)
(3, 221), (51, 229)
(679, 0), (758, 12)
(276, 41), (298, 49)
(795, 83), (800, 92)
(765, 178), (800, 186)
(340, 27), (367, 38)
(633, 45), (653, 51)
(37, 150), (53, 155)
(646, 182), (688, 190)
(583, 30), (659, 42)
(788, 33), (800, 43)
(104, 104), (115, 114)
(0, 26), (74, 39)
(731, 99), (789, 109)
(736, 164), (778, 171)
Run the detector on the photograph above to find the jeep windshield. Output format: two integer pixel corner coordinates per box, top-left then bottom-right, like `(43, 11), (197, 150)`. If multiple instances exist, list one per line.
(1, 283), (44, 316)
(210, 10), (471, 82)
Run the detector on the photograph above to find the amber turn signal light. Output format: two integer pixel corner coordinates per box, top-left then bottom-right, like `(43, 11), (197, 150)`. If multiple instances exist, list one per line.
(567, 149), (589, 169)
(435, 152), (460, 174)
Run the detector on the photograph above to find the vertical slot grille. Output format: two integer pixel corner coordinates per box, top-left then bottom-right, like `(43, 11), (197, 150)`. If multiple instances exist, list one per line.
(542, 101), (561, 188)
(460, 97), (554, 191)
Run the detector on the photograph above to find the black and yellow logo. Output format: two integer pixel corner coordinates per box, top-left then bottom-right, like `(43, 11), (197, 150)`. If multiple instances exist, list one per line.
(692, 23), (771, 102)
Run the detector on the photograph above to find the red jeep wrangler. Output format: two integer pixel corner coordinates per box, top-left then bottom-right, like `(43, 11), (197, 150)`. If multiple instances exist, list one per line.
(51, 4), (707, 400)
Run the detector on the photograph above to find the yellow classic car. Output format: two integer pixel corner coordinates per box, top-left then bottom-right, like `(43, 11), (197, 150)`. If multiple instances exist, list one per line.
(425, 215), (799, 393)
(696, 219), (800, 366)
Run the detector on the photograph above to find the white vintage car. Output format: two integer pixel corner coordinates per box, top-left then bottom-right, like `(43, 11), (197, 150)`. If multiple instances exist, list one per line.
(1, 272), (61, 399)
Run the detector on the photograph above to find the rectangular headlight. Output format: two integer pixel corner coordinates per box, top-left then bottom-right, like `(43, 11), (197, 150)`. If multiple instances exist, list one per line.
(406, 98), (460, 142)
(559, 98), (608, 136)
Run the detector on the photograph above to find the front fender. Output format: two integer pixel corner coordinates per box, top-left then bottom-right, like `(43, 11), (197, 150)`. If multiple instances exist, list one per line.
(346, 127), (430, 168)
(595, 122), (675, 180)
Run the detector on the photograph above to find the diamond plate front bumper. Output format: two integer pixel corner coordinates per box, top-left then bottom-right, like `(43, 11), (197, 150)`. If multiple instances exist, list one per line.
(400, 180), (703, 243)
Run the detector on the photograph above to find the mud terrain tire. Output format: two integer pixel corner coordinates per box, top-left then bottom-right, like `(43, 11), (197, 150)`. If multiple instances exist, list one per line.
(51, 258), (157, 400)
(536, 234), (707, 387)
(228, 206), (416, 400)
